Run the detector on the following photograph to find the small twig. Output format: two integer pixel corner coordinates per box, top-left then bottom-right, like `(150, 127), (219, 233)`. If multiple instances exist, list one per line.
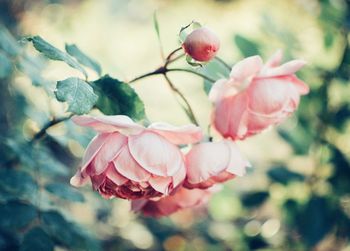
(31, 115), (73, 143)
(214, 56), (231, 71)
(129, 66), (216, 84)
(166, 68), (216, 83)
(166, 47), (182, 62)
(128, 67), (166, 84)
(163, 73), (199, 126)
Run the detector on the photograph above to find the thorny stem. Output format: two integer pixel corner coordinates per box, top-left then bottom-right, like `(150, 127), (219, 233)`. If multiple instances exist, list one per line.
(163, 73), (199, 126)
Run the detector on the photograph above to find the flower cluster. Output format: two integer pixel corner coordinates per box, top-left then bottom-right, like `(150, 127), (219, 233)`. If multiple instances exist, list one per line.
(71, 28), (309, 217)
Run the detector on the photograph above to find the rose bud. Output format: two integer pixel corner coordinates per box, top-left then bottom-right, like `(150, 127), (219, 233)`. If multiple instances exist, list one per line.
(70, 115), (202, 200)
(183, 27), (220, 62)
(184, 140), (249, 189)
(131, 186), (213, 217)
(209, 50), (309, 140)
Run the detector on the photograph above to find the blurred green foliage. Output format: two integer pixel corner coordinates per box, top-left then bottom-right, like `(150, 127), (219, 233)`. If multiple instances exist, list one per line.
(0, 0), (350, 250)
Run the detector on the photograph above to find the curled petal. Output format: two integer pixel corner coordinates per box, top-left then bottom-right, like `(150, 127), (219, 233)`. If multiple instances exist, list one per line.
(148, 176), (172, 195)
(185, 141), (230, 185)
(113, 145), (151, 182)
(225, 142), (250, 176)
(70, 170), (89, 187)
(209, 78), (238, 103)
(259, 59), (306, 78)
(264, 49), (283, 68)
(128, 131), (184, 177)
(80, 133), (110, 174)
(91, 133), (127, 175)
(287, 75), (310, 95)
(105, 163), (128, 186)
(213, 92), (249, 140)
(185, 141), (248, 188)
(230, 55), (263, 82)
(148, 122), (203, 145)
(72, 115), (144, 134)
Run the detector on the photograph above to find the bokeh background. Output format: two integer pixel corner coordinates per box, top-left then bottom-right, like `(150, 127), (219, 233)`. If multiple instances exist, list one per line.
(1, 0), (350, 250)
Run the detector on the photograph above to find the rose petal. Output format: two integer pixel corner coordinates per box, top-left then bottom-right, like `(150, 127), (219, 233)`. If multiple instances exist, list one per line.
(225, 141), (249, 176)
(230, 55), (263, 82)
(91, 133), (127, 175)
(70, 170), (89, 187)
(172, 163), (186, 188)
(213, 92), (249, 139)
(259, 59), (306, 78)
(80, 133), (110, 174)
(265, 49), (283, 68)
(247, 78), (291, 115)
(113, 145), (151, 182)
(128, 131), (184, 176)
(209, 78), (238, 103)
(288, 75), (310, 95)
(106, 163), (128, 185)
(185, 141), (230, 184)
(148, 122), (202, 145)
(72, 115), (144, 134)
(148, 176), (172, 195)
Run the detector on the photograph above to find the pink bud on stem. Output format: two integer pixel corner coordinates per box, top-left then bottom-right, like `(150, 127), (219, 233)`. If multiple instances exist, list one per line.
(183, 27), (220, 62)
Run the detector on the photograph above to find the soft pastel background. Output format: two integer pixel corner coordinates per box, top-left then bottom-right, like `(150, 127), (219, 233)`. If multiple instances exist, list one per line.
(1, 0), (350, 250)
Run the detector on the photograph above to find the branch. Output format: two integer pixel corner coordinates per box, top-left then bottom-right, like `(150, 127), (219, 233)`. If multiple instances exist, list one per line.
(166, 68), (216, 82)
(31, 115), (73, 143)
(163, 73), (199, 126)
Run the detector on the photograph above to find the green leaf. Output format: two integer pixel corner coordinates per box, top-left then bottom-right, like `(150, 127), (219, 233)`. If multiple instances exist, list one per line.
(20, 227), (54, 251)
(277, 127), (311, 155)
(297, 197), (335, 247)
(0, 229), (19, 250)
(65, 44), (101, 76)
(92, 75), (145, 120)
(55, 77), (98, 115)
(45, 183), (84, 202)
(267, 166), (305, 185)
(17, 55), (47, 87)
(26, 36), (87, 78)
(186, 55), (203, 67)
(153, 12), (161, 42)
(0, 25), (20, 56)
(0, 201), (37, 230)
(199, 59), (229, 95)
(0, 52), (12, 78)
(6, 140), (70, 178)
(42, 211), (101, 250)
(234, 35), (260, 57)
(241, 191), (269, 208)
(0, 169), (38, 202)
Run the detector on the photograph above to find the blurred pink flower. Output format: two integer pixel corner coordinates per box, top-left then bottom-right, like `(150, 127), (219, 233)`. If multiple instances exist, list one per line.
(70, 115), (202, 200)
(131, 186), (212, 217)
(209, 50), (309, 140)
(183, 27), (220, 62)
(184, 140), (250, 189)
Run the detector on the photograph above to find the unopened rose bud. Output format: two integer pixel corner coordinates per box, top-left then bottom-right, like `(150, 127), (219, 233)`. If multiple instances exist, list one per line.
(183, 27), (220, 62)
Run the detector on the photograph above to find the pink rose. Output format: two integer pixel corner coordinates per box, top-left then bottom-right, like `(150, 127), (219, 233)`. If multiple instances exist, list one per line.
(70, 115), (202, 200)
(184, 140), (249, 189)
(131, 187), (212, 217)
(183, 27), (220, 62)
(209, 50), (309, 140)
